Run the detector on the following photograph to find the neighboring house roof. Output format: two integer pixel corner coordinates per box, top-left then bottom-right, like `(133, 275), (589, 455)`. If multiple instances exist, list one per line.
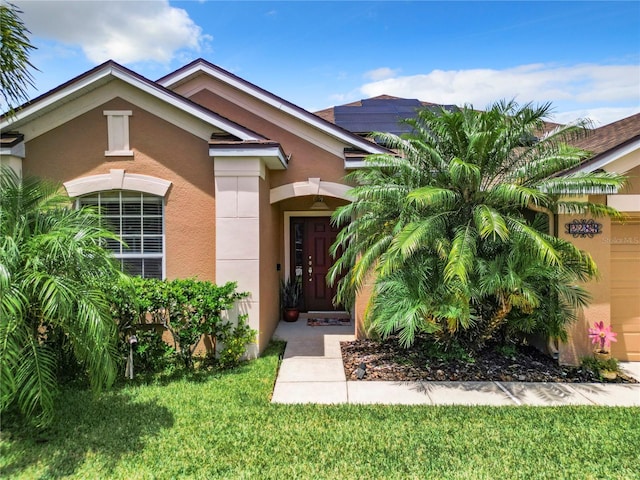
(563, 113), (640, 174)
(157, 58), (390, 156)
(573, 114), (640, 156)
(315, 95), (457, 135)
(318, 95), (639, 175)
(0, 60), (267, 142)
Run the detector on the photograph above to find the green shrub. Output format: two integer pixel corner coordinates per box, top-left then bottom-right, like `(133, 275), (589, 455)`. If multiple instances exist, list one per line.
(120, 328), (175, 374)
(107, 277), (251, 371)
(217, 315), (257, 369)
(581, 355), (619, 380)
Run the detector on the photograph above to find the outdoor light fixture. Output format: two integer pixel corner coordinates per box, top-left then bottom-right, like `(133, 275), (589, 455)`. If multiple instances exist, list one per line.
(125, 334), (138, 380)
(356, 362), (366, 380)
(310, 195), (329, 210)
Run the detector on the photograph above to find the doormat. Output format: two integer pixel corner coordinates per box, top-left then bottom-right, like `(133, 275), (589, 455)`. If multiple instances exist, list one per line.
(307, 318), (352, 326)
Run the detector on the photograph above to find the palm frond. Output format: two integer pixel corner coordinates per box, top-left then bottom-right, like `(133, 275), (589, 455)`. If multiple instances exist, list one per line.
(406, 186), (459, 209)
(537, 172), (626, 195)
(473, 205), (509, 241)
(444, 225), (477, 284)
(16, 338), (58, 427)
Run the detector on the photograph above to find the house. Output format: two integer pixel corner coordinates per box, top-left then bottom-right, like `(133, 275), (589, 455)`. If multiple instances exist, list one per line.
(1, 59), (638, 362)
(0, 58), (390, 356)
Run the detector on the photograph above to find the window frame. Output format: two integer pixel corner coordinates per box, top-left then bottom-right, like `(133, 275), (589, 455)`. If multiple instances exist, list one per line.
(77, 190), (166, 279)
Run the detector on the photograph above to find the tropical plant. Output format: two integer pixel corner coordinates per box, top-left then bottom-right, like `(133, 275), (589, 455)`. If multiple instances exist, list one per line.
(280, 276), (302, 308)
(0, 167), (125, 426)
(329, 100), (625, 349)
(0, 3), (37, 113)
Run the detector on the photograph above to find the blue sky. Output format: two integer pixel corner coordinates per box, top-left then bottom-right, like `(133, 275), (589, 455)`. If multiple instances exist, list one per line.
(14, 0), (640, 125)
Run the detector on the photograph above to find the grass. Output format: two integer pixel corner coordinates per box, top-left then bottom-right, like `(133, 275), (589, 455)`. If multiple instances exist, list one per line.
(1, 341), (638, 480)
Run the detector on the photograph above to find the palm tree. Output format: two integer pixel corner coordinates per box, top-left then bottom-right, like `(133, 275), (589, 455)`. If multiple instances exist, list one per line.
(0, 3), (37, 113)
(0, 167), (124, 426)
(329, 101), (624, 349)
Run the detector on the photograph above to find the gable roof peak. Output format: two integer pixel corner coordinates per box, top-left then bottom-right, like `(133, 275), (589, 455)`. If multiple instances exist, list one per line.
(0, 58), (265, 142)
(157, 59), (389, 155)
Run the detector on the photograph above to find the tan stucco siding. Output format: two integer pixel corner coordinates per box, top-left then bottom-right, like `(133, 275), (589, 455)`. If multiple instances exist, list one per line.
(22, 97), (217, 282)
(620, 165), (640, 194)
(558, 209), (612, 365)
(188, 89), (350, 188)
(258, 170), (282, 352)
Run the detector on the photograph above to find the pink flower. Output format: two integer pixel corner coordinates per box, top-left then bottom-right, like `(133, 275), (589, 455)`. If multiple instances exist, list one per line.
(588, 321), (617, 352)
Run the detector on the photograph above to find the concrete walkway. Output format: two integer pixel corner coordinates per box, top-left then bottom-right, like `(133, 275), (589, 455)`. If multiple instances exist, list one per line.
(271, 318), (640, 407)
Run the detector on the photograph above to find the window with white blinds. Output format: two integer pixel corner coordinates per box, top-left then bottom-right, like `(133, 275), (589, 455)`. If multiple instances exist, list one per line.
(79, 191), (164, 279)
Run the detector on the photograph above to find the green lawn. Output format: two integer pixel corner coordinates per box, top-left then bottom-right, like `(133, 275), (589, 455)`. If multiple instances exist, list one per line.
(1, 342), (638, 480)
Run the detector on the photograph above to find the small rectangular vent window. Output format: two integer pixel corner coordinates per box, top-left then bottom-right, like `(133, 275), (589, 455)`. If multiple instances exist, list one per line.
(104, 110), (133, 156)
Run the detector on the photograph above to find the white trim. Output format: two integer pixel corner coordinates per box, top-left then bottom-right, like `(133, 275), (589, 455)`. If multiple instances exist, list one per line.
(104, 110), (132, 116)
(608, 194), (640, 212)
(270, 178), (353, 204)
(158, 61), (388, 155)
(104, 110), (133, 156)
(209, 146), (287, 170)
(1, 63), (263, 142)
(77, 191), (166, 279)
(344, 159), (368, 169)
(0, 142), (25, 158)
(213, 157), (265, 180)
(283, 211), (333, 281)
(64, 169), (172, 197)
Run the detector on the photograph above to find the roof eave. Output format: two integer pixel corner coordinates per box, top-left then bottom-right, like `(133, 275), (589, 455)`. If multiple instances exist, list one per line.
(566, 136), (640, 174)
(209, 142), (288, 170)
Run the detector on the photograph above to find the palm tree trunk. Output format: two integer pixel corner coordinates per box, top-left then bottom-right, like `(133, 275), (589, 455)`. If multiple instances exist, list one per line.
(479, 302), (512, 345)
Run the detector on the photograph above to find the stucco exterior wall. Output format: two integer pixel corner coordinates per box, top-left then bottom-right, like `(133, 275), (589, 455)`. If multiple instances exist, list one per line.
(559, 161), (640, 364)
(620, 164), (640, 194)
(187, 88), (350, 187)
(258, 170), (282, 351)
(22, 97), (217, 281)
(558, 205), (612, 365)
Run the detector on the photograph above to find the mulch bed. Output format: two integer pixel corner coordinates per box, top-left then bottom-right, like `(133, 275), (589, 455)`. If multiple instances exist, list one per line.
(341, 335), (638, 383)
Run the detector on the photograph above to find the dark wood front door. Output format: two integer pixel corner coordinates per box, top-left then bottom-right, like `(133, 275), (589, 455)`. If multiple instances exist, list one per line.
(291, 217), (341, 311)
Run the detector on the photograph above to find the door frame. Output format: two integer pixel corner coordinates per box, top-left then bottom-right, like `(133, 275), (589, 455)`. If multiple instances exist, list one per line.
(283, 210), (332, 283)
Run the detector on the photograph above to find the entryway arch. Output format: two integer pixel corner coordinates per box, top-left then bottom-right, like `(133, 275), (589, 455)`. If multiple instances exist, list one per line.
(269, 177), (353, 204)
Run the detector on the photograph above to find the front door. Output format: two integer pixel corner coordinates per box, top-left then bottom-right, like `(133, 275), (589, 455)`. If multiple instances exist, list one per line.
(291, 217), (341, 311)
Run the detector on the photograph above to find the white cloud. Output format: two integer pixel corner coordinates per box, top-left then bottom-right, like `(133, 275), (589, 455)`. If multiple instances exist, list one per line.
(553, 106), (640, 127)
(15, 0), (211, 64)
(364, 67), (400, 81)
(357, 63), (640, 121)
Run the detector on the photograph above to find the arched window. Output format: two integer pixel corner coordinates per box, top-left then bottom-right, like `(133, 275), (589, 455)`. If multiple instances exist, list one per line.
(79, 191), (164, 279)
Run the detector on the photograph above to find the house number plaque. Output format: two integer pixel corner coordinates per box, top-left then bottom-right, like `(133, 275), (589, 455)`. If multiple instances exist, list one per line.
(564, 219), (602, 238)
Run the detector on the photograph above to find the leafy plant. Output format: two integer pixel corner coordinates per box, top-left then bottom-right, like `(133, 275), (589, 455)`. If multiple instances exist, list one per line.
(0, 3), (38, 113)
(581, 355), (619, 378)
(120, 328), (175, 374)
(0, 167), (123, 426)
(495, 343), (518, 358)
(106, 277), (249, 370)
(217, 315), (257, 369)
(280, 276), (302, 308)
(329, 101), (625, 351)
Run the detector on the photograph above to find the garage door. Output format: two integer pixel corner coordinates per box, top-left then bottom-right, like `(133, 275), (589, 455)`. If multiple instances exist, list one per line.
(610, 219), (640, 361)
